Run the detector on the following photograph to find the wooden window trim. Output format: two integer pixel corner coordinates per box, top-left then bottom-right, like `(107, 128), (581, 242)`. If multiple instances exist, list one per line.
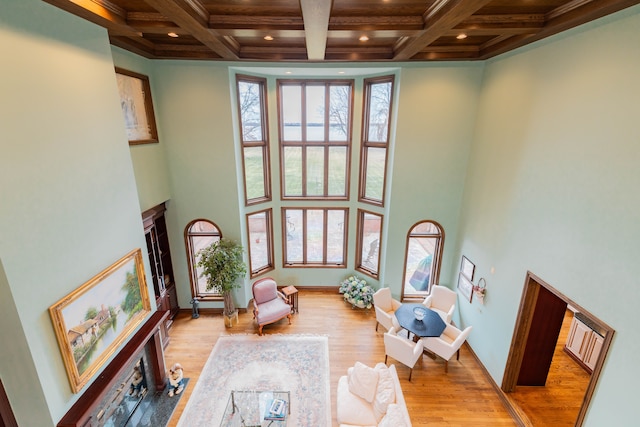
(184, 219), (223, 301)
(400, 220), (445, 300)
(277, 79), (354, 200)
(359, 75), (395, 207)
(236, 74), (272, 206)
(246, 208), (275, 278)
(281, 207), (348, 268)
(355, 208), (383, 279)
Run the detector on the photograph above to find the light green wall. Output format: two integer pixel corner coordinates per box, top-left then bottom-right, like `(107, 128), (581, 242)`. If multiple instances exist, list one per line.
(385, 65), (483, 296)
(0, 259), (50, 426)
(0, 0), (154, 424)
(150, 61), (244, 310)
(454, 5), (640, 424)
(2, 0), (639, 425)
(111, 47), (172, 213)
(143, 63), (483, 310)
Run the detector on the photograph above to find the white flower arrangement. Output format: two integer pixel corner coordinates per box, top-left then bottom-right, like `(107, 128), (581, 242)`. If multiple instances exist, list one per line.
(339, 275), (374, 309)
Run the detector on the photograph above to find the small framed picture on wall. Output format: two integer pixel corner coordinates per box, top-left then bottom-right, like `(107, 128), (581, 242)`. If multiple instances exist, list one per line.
(460, 255), (475, 281)
(457, 272), (473, 303)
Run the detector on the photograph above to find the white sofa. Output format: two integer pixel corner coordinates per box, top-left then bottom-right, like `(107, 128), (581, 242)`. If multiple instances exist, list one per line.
(336, 362), (412, 427)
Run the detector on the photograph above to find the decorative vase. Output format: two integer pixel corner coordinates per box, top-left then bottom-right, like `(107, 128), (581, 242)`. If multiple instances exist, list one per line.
(224, 309), (239, 328)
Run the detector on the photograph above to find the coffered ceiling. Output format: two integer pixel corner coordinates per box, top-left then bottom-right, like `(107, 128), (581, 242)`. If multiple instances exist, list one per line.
(43, 0), (639, 62)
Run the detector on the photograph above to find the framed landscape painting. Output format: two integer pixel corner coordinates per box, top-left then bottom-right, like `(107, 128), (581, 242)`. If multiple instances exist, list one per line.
(115, 67), (159, 145)
(49, 249), (151, 393)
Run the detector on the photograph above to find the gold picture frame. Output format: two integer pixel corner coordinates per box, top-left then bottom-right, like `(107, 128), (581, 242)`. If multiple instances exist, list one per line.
(115, 67), (159, 145)
(49, 249), (151, 393)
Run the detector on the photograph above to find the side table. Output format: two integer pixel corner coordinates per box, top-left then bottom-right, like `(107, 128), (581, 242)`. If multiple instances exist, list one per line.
(281, 285), (299, 314)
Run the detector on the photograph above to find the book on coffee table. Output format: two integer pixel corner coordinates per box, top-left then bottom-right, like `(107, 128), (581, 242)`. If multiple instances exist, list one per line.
(264, 398), (286, 420)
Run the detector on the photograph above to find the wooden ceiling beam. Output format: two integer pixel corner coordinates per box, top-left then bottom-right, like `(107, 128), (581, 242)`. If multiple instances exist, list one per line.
(300, 0), (332, 60)
(42, 0), (141, 38)
(42, 0), (640, 63)
(109, 36), (156, 58)
(143, 0), (238, 59)
(478, 0), (640, 59)
(328, 15), (424, 30)
(208, 15), (304, 30)
(393, 0), (493, 60)
(460, 14), (546, 26)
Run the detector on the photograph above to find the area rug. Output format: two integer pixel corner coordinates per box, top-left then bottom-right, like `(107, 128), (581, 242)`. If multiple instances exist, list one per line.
(177, 334), (330, 426)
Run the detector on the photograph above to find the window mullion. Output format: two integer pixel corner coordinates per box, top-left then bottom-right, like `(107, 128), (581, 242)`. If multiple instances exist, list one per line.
(302, 209), (308, 264)
(322, 209), (328, 264)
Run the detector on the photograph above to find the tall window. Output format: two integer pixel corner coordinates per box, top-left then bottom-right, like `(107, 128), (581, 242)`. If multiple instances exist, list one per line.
(278, 80), (353, 199)
(402, 221), (444, 298)
(360, 76), (394, 205)
(237, 75), (271, 205)
(356, 209), (383, 278)
(246, 209), (274, 277)
(185, 219), (222, 300)
(282, 207), (347, 267)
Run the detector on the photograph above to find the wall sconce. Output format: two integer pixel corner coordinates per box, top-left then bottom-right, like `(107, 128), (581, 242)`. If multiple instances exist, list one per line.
(473, 278), (487, 304)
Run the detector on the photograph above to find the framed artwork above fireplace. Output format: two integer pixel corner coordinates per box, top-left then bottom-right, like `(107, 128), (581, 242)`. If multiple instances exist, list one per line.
(49, 248), (151, 393)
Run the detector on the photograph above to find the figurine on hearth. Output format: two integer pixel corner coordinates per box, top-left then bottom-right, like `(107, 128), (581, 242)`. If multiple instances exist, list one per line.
(167, 363), (185, 397)
(129, 363), (146, 398)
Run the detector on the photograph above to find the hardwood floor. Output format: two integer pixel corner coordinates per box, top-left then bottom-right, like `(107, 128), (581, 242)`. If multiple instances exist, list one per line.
(163, 289), (518, 426)
(508, 310), (591, 426)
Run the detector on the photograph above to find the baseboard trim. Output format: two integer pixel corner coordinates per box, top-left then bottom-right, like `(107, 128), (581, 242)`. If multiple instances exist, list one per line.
(465, 342), (531, 427)
(178, 307), (248, 315)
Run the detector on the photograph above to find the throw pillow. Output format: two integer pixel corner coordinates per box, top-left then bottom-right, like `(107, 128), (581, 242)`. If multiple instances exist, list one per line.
(347, 361), (379, 403)
(373, 363), (396, 421)
(378, 403), (410, 427)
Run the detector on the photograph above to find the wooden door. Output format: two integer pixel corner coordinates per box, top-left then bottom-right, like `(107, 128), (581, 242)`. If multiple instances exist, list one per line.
(517, 285), (567, 386)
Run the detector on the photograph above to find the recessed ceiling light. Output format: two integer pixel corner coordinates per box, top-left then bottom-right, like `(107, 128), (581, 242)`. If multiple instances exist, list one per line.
(167, 32), (179, 38)
(338, 71), (345, 74)
(359, 35), (369, 42)
(264, 35), (274, 41)
(285, 71), (292, 74)
(456, 33), (467, 40)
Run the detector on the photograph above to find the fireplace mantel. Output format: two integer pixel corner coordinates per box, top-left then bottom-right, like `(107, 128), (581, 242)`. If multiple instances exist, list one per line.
(57, 311), (169, 427)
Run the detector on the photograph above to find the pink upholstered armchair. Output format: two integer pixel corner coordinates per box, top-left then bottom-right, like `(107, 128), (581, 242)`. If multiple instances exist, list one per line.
(252, 277), (292, 335)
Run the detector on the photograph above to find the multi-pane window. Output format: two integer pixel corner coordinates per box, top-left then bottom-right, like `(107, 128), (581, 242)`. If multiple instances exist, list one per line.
(278, 80), (353, 199)
(360, 76), (394, 205)
(237, 75), (271, 205)
(185, 219), (222, 300)
(282, 208), (347, 266)
(246, 209), (274, 277)
(356, 210), (383, 278)
(402, 221), (444, 298)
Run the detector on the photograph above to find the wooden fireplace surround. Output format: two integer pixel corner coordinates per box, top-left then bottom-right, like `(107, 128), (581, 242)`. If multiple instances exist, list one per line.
(57, 310), (169, 427)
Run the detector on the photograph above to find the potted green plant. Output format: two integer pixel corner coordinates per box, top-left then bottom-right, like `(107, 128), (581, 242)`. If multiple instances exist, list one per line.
(197, 238), (247, 327)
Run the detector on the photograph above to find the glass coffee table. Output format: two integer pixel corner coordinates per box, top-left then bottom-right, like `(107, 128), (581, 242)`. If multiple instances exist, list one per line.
(220, 390), (290, 427)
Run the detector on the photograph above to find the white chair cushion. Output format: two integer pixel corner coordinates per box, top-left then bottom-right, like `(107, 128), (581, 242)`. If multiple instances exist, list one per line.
(373, 363), (396, 421)
(337, 376), (378, 426)
(348, 361), (379, 403)
(378, 403), (410, 427)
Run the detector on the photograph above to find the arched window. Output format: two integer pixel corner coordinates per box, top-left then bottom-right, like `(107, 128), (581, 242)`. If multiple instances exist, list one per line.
(402, 220), (444, 299)
(185, 219), (222, 300)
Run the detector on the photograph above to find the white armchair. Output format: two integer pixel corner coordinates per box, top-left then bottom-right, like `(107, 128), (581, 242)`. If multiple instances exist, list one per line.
(422, 285), (457, 324)
(420, 324), (472, 373)
(373, 287), (401, 332)
(384, 326), (424, 381)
